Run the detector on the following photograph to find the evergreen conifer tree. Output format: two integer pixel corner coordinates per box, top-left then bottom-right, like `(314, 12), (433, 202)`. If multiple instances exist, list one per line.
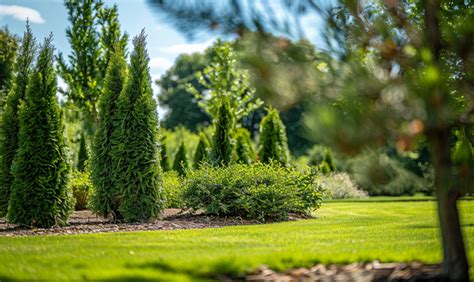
(90, 46), (127, 218)
(193, 132), (210, 169)
(257, 108), (290, 166)
(234, 128), (255, 165)
(8, 36), (73, 227)
(77, 133), (89, 172)
(160, 141), (171, 172)
(0, 24), (35, 217)
(210, 101), (234, 166)
(172, 141), (190, 176)
(111, 30), (164, 222)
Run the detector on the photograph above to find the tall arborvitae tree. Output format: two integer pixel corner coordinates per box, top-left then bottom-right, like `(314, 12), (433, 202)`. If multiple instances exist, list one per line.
(112, 30), (164, 222)
(193, 132), (210, 169)
(172, 141), (190, 176)
(234, 128), (255, 165)
(258, 108), (290, 166)
(0, 24), (35, 217)
(90, 46), (127, 218)
(8, 36), (73, 227)
(77, 133), (89, 171)
(160, 141), (171, 172)
(210, 101), (234, 166)
(0, 26), (19, 98)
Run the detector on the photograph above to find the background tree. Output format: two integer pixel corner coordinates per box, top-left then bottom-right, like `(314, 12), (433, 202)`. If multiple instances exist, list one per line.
(90, 46), (127, 218)
(112, 31), (164, 222)
(149, 0), (474, 279)
(234, 128), (255, 164)
(0, 25), (35, 217)
(258, 108), (290, 166)
(0, 26), (18, 100)
(77, 133), (89, 172)
(8, 36), (73, 228)
(160, 141), (171, 171)
(193, 132), (210, 168)
(172, 141), (190, 176)
(156, 52), (211, 131)
(210, 101), (234, 166)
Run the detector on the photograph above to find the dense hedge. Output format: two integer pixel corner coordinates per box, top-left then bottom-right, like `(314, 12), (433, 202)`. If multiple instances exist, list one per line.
(182, 164), (324, 221)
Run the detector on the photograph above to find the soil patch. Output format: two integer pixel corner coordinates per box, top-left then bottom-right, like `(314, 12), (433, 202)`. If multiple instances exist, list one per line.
(0, 209), (263, 236)
(245, 261), (443, 281)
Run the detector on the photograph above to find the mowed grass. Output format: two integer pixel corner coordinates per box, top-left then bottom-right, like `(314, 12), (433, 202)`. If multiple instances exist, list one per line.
(0, 200), (473, 281)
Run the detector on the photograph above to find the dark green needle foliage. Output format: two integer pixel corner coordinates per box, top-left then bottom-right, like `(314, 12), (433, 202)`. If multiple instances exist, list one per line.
(111, 30), (164, 222)
(172, 141), (190, 176)
(0, 24), (35, 217)
(8, 36), (73, 228)
(90, 46), (127, 218)
(258, 108), (290, 166)
(193, 132), (210, 169)
(160, 141), (171, 172)
(210, 101), (234, 166)
(77, 133), (89, 172)
(234, 128), (255, 165)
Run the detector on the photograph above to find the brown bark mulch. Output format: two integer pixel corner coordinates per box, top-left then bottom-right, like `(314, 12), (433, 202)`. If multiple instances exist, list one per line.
(0, 209), (261, 236)
(245, 261), (443, 281)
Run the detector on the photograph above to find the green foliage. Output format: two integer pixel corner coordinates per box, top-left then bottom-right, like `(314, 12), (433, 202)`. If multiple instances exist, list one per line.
(319, 172), (367, 199)
(308, 145), (336, 174)
(90, 46), (127, 218)
(57, 0), (127, 125)
(161, 127), (201, 160)
(77, 133), (89, 172)
(183, 163), (324, 221)
(210, 101), (234, 166)
(193, 132), (210, 169)
(70, 170), (93, 210)
(7, 36), (74, 227)
(160, 141), (171, 172)
(189, 40), (262, 122)
(111, 31), (164, 222)
(0, 26), (18, 95)
(172, 141), (190, 176)
(234, 128), (255, 164)
(162, 171), (184, 208)
(157, 52), (211, 131)
(257, 108), (290, 166)
(0, 24), (35, 217)
(348, 150), (426, 196)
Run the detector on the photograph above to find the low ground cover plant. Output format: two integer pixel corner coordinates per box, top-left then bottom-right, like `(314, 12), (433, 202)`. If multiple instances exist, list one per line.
(319, 172), (368, 199)
(182, 163), (324, 221)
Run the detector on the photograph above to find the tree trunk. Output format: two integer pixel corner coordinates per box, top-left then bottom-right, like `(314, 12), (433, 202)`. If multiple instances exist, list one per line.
(431, 129), (469, 281)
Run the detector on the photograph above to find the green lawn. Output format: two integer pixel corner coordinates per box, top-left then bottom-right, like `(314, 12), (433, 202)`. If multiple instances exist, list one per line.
(0, 200), (473, 281)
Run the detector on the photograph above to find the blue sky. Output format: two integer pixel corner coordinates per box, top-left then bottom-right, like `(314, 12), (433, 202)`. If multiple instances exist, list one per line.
(0, 0), (220, 98)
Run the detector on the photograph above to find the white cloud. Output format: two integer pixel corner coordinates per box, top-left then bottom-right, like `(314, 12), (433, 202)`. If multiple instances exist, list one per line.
(158, 40), (214, 55)
(149, 57), (173, 70)
(0, 5), (45, 24)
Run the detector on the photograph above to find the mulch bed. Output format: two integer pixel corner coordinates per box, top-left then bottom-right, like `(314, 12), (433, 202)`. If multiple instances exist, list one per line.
(245, 261), (443, 281)
(0, 209), (262, 236)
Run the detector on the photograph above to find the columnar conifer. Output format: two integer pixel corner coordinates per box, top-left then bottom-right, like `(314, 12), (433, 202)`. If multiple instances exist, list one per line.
(0, 24), (35, 217)
(210, 101), (234, 166)
(234, 128), (255, 165)
(90, 46), (127, 218)
(8, 36), (73, 227)
(111, 30), (164, 222)
(172, 141), (190, 176)
(160, 141), (171, 172)
(77, 133), (89, 171)
(193, 132), (210, 168)
(257, 108), (290, 166)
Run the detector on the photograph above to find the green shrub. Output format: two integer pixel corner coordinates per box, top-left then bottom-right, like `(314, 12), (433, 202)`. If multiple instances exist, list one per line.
(182, 164), (324, 221)
(172, 141), (190, 176)
(307, 145), (336, 173)
(8, 36), (74, 228)
(319, 172), (368, 199)
(70, 170), (94, 210)
(348, 150), (425, 196)
(162, 171), (185, 208)
(257, 108), (290, 166)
